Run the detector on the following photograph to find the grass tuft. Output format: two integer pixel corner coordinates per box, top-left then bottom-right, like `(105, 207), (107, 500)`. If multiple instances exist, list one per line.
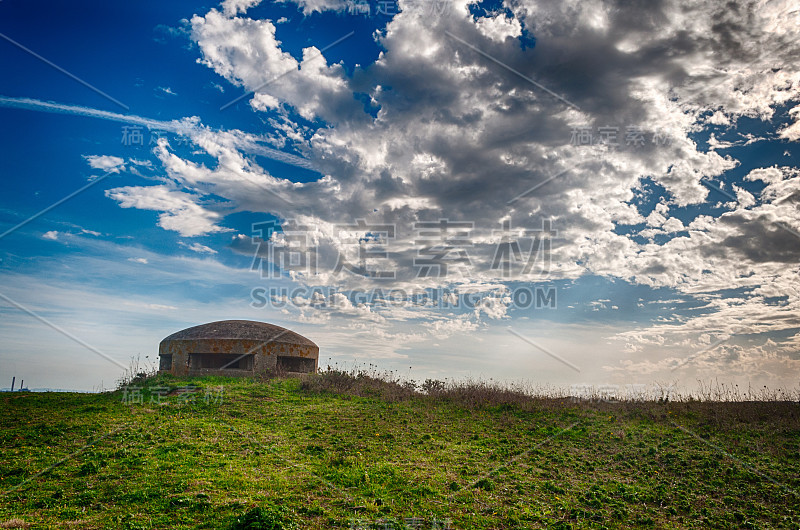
(230, 505), (295, 530)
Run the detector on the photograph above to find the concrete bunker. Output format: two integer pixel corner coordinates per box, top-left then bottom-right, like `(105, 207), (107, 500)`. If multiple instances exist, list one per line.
(158, 320), (319, 377)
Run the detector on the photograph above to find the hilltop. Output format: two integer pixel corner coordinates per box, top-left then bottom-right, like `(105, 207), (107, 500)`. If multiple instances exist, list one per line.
(0, 372), (798, 529)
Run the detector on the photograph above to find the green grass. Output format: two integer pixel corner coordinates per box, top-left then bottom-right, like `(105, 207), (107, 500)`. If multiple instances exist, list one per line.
(0, 374), (798, 529)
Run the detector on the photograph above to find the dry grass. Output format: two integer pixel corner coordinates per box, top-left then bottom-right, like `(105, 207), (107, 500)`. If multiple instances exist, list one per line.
(301, 365), (800, 427)
(115, 353), (159, 389)
(0, 519), (31, 529)
(300, 364), (417, 402)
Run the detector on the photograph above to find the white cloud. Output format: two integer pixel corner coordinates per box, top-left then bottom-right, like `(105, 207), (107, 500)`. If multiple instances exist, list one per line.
(122, 301), (178, 311)
(733, 184), (756, 209)
(191, 9), (355, 121)
(425, 316), (480, 339)
(157, 86), (178, 96)
(474, 294), (511, 320)
(128, 257), (149, 264)
(220, 0), (263, 16)
(279, 0), (348, 15)
(474, 12), (522, 42)
(83, 154), (125, 174)
(42, 230), (59, 241)
(0, 97), (315, 171)
(179, 0), (800, 348)
(147, 303), (178, 310)
(106, 185), (233, 237)
(180, 241), (218, 254)
(661, 217), (685, 233)
(779, 105), (800, 141)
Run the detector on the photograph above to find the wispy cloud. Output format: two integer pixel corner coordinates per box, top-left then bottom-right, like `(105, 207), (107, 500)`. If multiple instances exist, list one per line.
(0, 96), (317, 171)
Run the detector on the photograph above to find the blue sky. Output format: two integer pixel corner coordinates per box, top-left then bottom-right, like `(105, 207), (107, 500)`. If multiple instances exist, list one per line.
(1, 0), (799, 392)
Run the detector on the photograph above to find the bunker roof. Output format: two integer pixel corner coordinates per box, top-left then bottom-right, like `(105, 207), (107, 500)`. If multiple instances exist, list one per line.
(161, 320), (317, 348)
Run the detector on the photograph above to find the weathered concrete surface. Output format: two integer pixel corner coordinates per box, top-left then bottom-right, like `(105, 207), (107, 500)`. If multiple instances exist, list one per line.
(158, 320), (319, 377)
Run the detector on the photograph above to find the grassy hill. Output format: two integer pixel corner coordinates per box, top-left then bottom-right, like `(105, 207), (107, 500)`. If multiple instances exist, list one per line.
(0, 372), (798, 529)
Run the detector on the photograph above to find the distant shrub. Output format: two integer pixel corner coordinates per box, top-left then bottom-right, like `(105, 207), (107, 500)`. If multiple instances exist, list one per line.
(116, 353), (158, 389)
(421, 378), (445, 394)
(300, 364), (416, 402)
